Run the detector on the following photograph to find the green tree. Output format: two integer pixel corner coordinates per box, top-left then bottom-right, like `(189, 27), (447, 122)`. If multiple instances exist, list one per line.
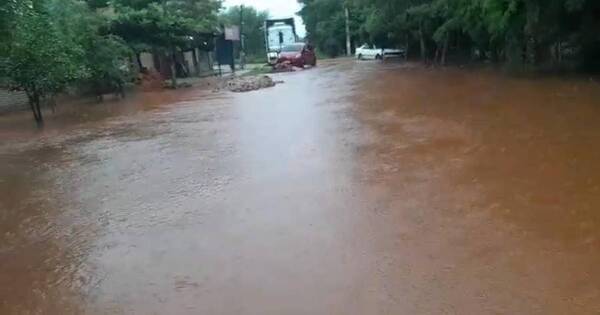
(299, 0), (600, 71)
(0, 0), (222, 124)
(85, 35), (132, 99)
(110, 0), (221, 86)
(49, 0), (132, 98)
(219, 5), (269, 62)
(298, 0), (363, 57)
(1, 0), (88, 125)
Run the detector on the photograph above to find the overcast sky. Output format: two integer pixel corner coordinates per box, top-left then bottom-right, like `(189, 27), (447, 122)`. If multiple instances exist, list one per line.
(222, 0), (307, 37)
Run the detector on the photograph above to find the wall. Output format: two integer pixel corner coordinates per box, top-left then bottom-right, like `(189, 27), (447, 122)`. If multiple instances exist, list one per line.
(139, 52), (157, 71)
(0, 89), (29, 114)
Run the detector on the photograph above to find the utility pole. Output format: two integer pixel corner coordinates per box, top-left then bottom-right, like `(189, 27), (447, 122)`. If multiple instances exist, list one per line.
(345, 6), (351, 56)
(239, 5), (246, 69)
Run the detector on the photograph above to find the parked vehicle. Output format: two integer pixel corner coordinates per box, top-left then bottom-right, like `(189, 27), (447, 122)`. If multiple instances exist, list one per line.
(277, 43), (317, 68)
(355, 44), (405, 60)
(264, 18), (297, 64)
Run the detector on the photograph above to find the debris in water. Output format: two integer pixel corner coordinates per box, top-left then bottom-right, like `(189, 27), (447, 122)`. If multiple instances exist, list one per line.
(217, 75), (282, 93)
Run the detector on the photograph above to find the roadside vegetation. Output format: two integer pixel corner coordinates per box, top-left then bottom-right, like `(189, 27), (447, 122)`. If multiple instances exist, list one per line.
(0, 0), (221, 125)
(219, 6), (270, 65)
(299, 0), (600, 72)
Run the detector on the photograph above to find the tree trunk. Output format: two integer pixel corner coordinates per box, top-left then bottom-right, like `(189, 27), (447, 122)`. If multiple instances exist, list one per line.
(556, 39), (563, 65)
(192, 48), (200, 76)
(490, 46), (498, 62)
(28, 92), (43, 125)
(404, 33), (409, 61)
(170, 48), (178, 88)
(344, 6), (351, 56)
(35, 99), (43, 125)
(136, 52), (143, 72)
(526, 37), (536, 65)
(28, 99), (38, 122)
(441, 35), (449, 66)
(207, 51), (212, 70)
(524, 1), (539, 66)
(419, 21), (426, 61)
(48, 94), (57, 113)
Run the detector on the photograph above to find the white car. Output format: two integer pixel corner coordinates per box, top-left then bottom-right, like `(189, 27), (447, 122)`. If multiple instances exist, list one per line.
(355, 44), (405, 60)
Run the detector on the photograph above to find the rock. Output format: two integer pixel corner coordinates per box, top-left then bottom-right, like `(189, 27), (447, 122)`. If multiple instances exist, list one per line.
(221, 75), (281, 93)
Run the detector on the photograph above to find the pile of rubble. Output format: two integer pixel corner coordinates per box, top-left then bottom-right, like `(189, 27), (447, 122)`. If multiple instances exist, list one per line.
(220, 75), (282, 93)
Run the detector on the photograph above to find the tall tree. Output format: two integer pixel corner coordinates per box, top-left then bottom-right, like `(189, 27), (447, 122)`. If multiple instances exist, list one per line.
(298, 0), (363, 57)
(219, 5), (269, 61)
(298, 0), (600, 71)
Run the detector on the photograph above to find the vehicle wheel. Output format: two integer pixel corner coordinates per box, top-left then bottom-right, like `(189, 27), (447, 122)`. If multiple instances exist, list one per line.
(357, 54), (363, 60)
(375, 54), (382, 60)
(311, 59), (317, 67)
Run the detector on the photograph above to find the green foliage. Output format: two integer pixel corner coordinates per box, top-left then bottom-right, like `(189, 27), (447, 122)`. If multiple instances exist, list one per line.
(299, 0), (600, 70)
(0, 0), (221, 123)
(1, 0), (88, 122)
(219, 5), (269, 60)
(0, 0), (137, 123)
(109, 0), (220, 87)
(111, 0), (221, 51)
(85, 35), (132, 93)
(298, 0), (357, 57)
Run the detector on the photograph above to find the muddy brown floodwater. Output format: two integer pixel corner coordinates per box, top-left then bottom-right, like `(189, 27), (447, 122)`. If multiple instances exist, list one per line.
(1, 59), (599, 314)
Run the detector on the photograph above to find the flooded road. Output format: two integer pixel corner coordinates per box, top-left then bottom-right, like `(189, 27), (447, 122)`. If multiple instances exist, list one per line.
(1, 59), (599, 314)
